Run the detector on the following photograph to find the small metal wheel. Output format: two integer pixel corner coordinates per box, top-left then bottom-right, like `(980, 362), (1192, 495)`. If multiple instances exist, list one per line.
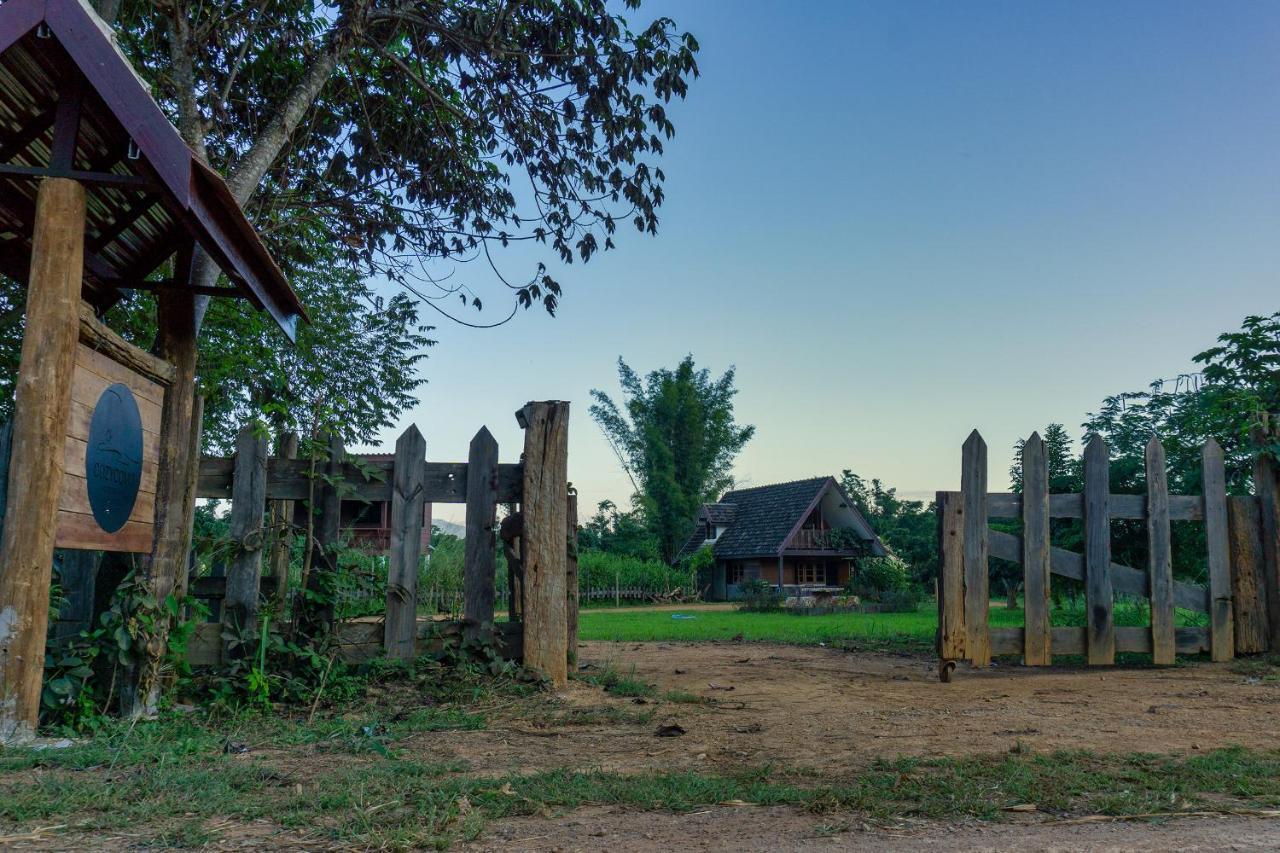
(938, 659), (957, 683)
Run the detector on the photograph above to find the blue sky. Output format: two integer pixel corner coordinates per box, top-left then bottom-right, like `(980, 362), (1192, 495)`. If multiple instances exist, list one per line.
(366, 1), (1280, 523)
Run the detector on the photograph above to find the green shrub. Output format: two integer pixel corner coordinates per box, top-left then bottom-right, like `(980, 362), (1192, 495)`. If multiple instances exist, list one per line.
(852, 555), (911, 594)
(736, 578), (783, 613)
(577, 550), (694, 596)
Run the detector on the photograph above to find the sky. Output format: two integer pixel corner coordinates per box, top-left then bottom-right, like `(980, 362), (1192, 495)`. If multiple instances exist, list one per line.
(362, 1), (1280, 524)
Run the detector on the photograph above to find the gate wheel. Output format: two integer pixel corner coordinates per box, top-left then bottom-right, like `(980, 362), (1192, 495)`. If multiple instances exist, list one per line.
(938, 659), (956, 683)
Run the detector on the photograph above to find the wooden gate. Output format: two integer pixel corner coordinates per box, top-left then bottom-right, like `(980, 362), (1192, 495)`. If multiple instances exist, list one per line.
(937, 428), (1279, 681)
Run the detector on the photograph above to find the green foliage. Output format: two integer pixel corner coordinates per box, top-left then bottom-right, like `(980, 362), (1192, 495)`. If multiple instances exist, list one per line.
(852, 555), (911, 594)
(839, 471), (937, 583)
(577, 549), (694, 597)
(736, 578), (784, 613)
(578, 500), (660, 560)
(590, 355), (755, 562)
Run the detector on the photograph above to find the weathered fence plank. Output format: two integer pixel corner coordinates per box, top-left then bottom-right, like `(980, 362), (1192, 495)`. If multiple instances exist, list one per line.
(1201, 440), (1234, 662)
(988, 492), (1204, 521)
(567, 493), (579, 668)
(222, 425), (268, 651)
(267, 431), (298, 612)
(936, 491), (966, 662)
(0, 178), (85, 744)
(463, 427), (498, 645)
(1084, 434), (1115, 665)
(385, 426), (427, 660)
(990, 626), (1209, 657)
(1022, 433), (1051, 666)
(518, 401), (570, 688)
(1146, 437), (1176, 665)
(962, 431), (990, 666)
(1228, 495), (1269, 654)
(197, 458), (522, 504)
(1253, 423), (1280, 650)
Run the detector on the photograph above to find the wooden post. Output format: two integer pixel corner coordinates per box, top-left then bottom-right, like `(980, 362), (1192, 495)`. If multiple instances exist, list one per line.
(1228, 496), (1269, 654)
(566, 493), (579, 669)
(1146, 437), (1175, 665)
(0, 177), (85, 744)
(463, 427), (498, 645)
(1252, 423), (1280, 649)
(300, 433), (343, 638)
(936, 491), (965, 680)
(384, 425), (427, 660)
(517, 401), (570, 688)
(268, 431), (298, 611)
(1202, 439), (1234, 662)
(961, 430), (990, 666)
(176, 394), (205, 602)
(1084, 434), (1115, 665)
(222, 425), (269, 652)
(1022, 433), (1051, 666)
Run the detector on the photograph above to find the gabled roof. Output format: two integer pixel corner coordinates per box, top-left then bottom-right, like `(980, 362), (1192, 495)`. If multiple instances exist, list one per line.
(674, 476), (887, 563)
(0, 0), (306, 339)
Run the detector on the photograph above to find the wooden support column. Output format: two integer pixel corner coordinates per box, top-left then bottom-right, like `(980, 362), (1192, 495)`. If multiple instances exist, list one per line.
(566, 493), (579, 669)
(1022, 433), (1051, 666)
(1146, 437), (1176, 665)
(517, 401), (569, 688)
(463, 427), (498, 645)
(961, 430), (990, 666)
(1083, 434), (1115, 665)
(0, 177), (85, 744)
(385, 425), (427, 660)
(1202, 439), (1234, 662)
(222, 425), (269, 653)
(267, 431), (298, 611)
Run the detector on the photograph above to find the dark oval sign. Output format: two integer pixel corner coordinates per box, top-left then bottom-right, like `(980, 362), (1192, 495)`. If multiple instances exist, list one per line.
(85, 383), (143, 533)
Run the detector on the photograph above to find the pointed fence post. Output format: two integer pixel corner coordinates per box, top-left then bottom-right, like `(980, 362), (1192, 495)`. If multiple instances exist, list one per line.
(1084, 434), (1115, 665)
(464, 427), (498, 645)
(1022, 433), (1051, 666)
(0, 178), (85, 745)
(961, 430), (990, 666)
(1202, 439), (1234, 662)
(1146, 437), (1175, 665)
(385, 425), (427, 660)
(517, 401), (570, 688)
(223, 424), (269, 654)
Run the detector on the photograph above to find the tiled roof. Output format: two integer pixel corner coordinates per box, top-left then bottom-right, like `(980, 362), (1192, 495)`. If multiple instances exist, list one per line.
(710, 477), (830, 559)
(672, 502), (737, 562)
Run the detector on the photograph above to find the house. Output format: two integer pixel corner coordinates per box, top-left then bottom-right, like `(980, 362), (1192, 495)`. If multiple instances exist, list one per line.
(292, 453), (432, 554)
(675, 477), (886, 601)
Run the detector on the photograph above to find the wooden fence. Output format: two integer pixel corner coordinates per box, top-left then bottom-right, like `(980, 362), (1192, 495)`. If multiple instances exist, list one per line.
(937, 427), (1280, 681)
(187, 401), (578, 688)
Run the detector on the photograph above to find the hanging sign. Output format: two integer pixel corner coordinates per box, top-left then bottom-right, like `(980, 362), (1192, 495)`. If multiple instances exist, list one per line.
(85, 383), (144, 533)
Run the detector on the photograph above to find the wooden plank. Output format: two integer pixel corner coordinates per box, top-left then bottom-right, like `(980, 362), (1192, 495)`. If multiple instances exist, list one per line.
(518, 401), (570, 688)
(463, 427), (499, 645)
(1228, 496), (1269, 654)
(1021, 433), (1051, 665)
(991, 626), (1210, 657)
(1146, 437), (1176, 665)
(566, 493), (579, 668)
(385, 425), (427, 661)
(71, 342), (166, 408)
(222, 426), (268, 649)
(196, 457), (523, 503)
(988, 527), (1208, 613)
(59, 471), (155, 524)
(65, 436), (159, 494)
(69, 395), (160, 438)
(1202, 439), (1234, 662)
(1084, 434), (1115, 664)
(936, 491), (966, 660)
(988, 492), (1203, 521)
(77, 301), (175, 386)
(961, 430), (990, 666)
(267, 431), (298, 611)
(53, 510), (153, 552)
(0, 178), (85, 744)
(1252, 424), (1280, 650)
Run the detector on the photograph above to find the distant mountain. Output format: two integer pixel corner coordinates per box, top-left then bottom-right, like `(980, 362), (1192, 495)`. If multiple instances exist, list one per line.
(432, 519), (466, 539)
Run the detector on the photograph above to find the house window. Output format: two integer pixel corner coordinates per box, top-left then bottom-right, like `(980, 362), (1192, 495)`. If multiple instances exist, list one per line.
(728, 563), (746, 584)
(705, 522), (718, 541)
(796, 563), (827, 585)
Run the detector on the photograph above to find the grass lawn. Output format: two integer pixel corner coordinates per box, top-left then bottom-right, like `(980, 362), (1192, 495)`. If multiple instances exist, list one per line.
(578, 599), (1208, 653)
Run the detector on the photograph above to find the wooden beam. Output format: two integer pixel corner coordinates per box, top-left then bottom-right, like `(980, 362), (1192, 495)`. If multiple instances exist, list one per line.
(222, 425), (268, 653)
(518, 401), (570, 688)
(1084, 434), (1115, 665)
(384, 426), (427, 661)
(196, 457), (523, 503)
(961, 430), (990, 666)
(463, 427), (498, 645)
(0, 178), (85, 745)
(1202, 439), (1234, 662)
(0, 107), (57, 165)
(77, 300), (176, 385)
(1021, 433), (1051, 666)
(0, 163), (156, 192)
(1146, 437), (1176, 665)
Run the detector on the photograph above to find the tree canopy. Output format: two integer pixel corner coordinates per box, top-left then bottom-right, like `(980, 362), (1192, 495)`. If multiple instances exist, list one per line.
(589, 355), (754, 563)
